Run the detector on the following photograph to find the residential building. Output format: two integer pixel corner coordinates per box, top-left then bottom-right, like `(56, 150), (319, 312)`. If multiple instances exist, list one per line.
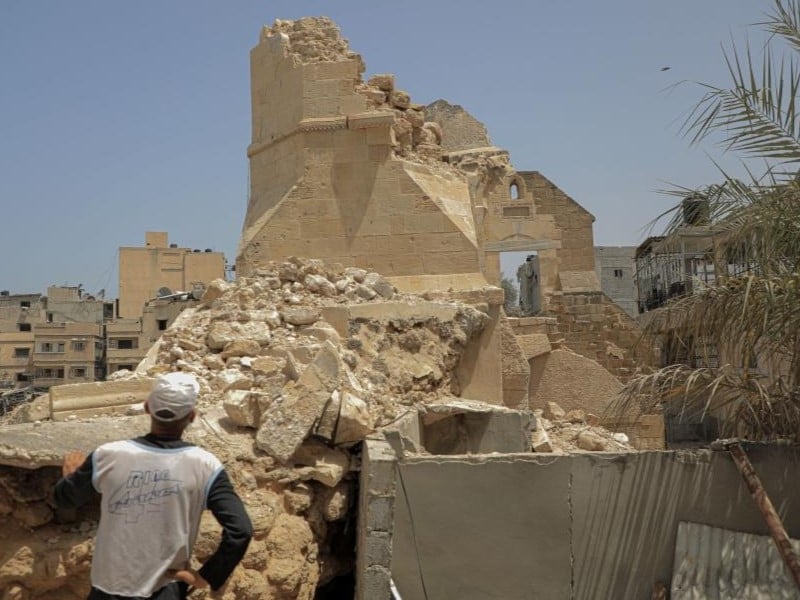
(118, 231), (224, 318)
(0, 291), (45, 334)
(32, 321), (104, 388)
(106, 296), (201, 374)
(595, 246), (637, 318)
(0, 331), (35, 388)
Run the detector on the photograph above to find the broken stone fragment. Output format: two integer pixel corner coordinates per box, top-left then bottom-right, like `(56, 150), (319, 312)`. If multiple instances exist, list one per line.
(390, 89), (411, 109)
(222, 390), (270, 428)
(293, 439), (350, 487)
(315, 390), (342, 441)
(354, 283), (377, 300)
(251, 356), (285, 377)
(335, 391), (374, 445)
(361, 86), (387, 106)
(532, 428), (553, 453)
(422, 121), (443, 145)
(344, 267), (367, 283)
(284, 482), (314, 514)
(281, 307), (321, 326)
(278, 262), (299, 282)
(363, 272), (394, 299)
(304, 274), (337, 297)
(201, 278), (229, 305)
(404, 107), (424, 128)
(203, 354), (226, 371)
(211, 368), (252, 392)
(177, 337), (203, 352)
(367, 73), (394, 92)
(564, 409), (586, 424)
(318, 481), (351, 521)
(220, 339), (262, 359)
(206, 321), (271, 350)
(544, 401), (566, 421)
(298, 324), (340, 344)
(576, 430), (607, 451)
(255, 341), (341, 461)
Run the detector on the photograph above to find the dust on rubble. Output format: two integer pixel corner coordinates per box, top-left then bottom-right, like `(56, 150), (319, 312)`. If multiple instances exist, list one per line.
(0, 257), (494, 599)
(532, 401), (635, 454)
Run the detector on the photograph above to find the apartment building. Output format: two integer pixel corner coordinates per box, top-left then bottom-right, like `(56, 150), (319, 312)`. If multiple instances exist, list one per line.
(118, 231), (224, 318)
(106, 296), (198, 374)
(32, 321), (104, 388)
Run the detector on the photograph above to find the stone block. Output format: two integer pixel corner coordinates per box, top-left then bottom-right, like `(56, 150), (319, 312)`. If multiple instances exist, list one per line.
(206, 321), (271, 350)
(532, 428), (553, 452)
(50, 378), (154, 420)
(335, 391), (375, 445)
(293, 438), (350, 487)
(255, 341), (340, 461)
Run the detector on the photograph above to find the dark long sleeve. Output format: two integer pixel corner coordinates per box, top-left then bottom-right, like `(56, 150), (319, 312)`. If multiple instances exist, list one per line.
(198, 469), (253, 590)
(53, 453), (95, 509)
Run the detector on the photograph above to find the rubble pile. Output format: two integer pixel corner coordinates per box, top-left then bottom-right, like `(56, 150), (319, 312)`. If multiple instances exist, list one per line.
(262, 16), (446, 164)
(264, 17), (360, 65)
(531, 401), (634, 454)
(357, 73), (444, 161)
(0, 258), (493, 599)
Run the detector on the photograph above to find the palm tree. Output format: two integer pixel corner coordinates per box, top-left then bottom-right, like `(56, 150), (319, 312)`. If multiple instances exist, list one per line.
(616, 0), (800, 441)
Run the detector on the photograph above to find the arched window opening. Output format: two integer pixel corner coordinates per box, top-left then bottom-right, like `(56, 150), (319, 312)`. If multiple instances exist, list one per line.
(510, 182), (520, 200)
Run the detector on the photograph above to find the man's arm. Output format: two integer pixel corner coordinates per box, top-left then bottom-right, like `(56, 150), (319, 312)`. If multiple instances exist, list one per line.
(197, 469), (253, 591)
(53, 451), (95, 509)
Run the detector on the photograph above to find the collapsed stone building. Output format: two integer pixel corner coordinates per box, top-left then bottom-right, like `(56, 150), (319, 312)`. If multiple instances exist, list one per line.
(7, 16), (800, 600)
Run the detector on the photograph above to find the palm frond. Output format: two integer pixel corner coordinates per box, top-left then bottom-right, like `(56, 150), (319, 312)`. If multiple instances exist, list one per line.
(682, 43), (800, 164)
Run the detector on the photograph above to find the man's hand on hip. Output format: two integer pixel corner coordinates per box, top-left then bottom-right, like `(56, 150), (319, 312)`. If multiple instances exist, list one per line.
(61, 450), (86, 477)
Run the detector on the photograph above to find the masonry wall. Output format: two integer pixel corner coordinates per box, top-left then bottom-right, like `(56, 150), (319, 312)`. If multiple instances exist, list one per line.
(544, 290), (648, 382)
(390, 445), (800, 600)
(520, 171), (596, 274)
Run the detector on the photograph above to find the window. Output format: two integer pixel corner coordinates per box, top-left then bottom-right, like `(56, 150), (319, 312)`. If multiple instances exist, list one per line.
(510, 182), (520, 200)
(39, 342), (65, 353)
(18, 323), (31, 332)
(614, 269), (624, 278)
(118, 364), (134, 371)
(35, 367), (65, 379)
(19, 300), (30, 308)
(72, 341), (85, 352)
(46, 312), (54, 323)
(16, 373), (31, 383)
(157, 319), (168, 331)
(70, 367), (87, 378)
(113, 338), (137, 350)
(13, 348), (29, 358)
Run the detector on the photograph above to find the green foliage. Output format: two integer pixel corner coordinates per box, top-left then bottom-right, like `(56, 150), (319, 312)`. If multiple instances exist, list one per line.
(616, 1), (800, 441)
(501, 276), (518, 314)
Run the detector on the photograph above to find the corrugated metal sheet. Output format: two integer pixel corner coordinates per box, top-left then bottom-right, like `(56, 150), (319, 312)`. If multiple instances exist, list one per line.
(672, 521), (800, 599)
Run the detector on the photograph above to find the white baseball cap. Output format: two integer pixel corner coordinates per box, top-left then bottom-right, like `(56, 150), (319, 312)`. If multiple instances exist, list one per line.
(147, 372), (200, 421)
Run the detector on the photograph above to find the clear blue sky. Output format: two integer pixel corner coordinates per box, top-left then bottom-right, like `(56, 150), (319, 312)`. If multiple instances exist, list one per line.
(0, 1), (769, 296)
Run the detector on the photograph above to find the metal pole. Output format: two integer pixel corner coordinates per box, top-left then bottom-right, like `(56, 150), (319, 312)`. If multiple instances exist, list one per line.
(727, 442), (800, 590)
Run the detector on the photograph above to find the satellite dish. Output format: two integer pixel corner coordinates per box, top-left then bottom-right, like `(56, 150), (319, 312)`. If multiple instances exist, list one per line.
(157, 287), (173, 298)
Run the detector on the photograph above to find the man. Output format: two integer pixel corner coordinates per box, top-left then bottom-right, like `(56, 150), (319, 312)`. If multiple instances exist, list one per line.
(54, 372), (253, 600)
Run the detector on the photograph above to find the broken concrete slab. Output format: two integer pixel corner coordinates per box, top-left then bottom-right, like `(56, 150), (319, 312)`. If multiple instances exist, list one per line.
(418, 399), (532, 454)
(206, 320), (272, 350)
(50, 378), (154, 421)
(0, 417), (148, 468)
(255, 341), (341, 462)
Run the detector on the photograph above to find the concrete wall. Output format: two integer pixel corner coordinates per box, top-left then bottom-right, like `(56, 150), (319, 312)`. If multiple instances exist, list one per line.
(389, 446), (800, 599)
(595, 246), (637, 318)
